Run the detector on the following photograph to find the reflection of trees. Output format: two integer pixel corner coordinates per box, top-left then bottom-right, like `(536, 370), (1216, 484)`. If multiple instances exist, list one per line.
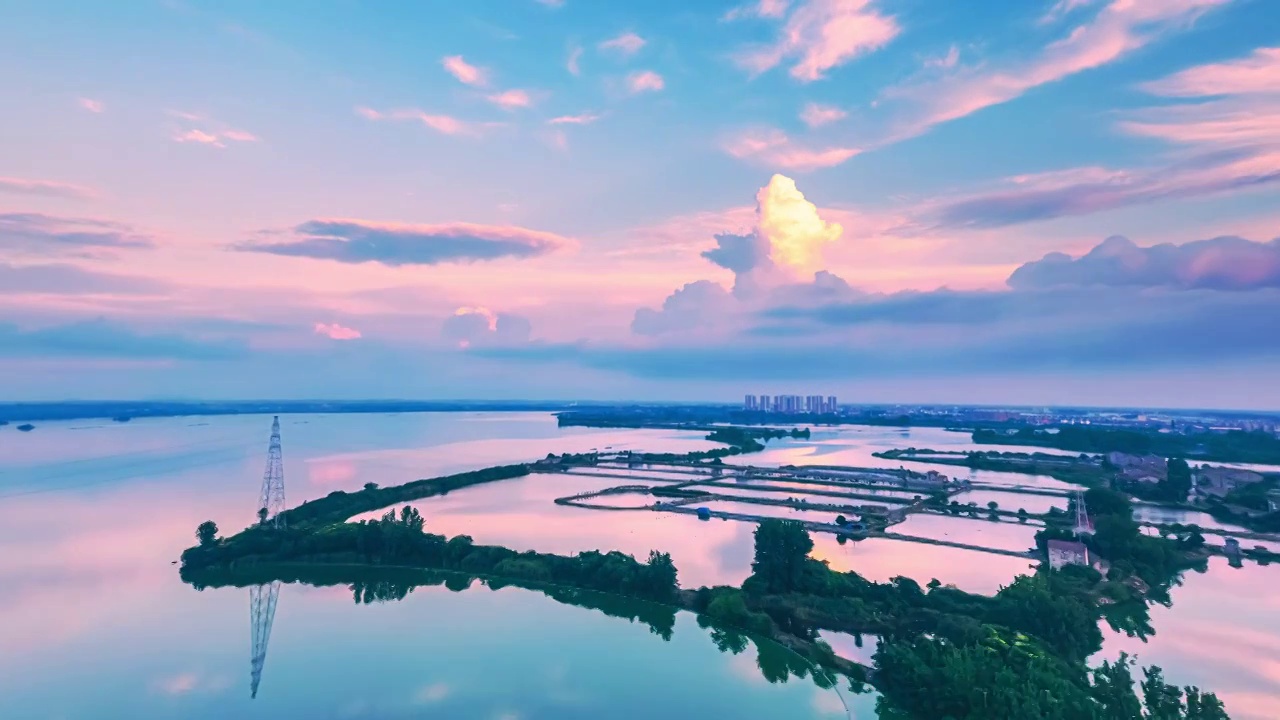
(199, 564), (852, 692)
(351, 579), (414, 604)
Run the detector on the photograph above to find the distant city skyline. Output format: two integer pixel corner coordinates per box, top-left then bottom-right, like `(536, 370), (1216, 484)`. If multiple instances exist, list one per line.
(2, 1), (1278, 407)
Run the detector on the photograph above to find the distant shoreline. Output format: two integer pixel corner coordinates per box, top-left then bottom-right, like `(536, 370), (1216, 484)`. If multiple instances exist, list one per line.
(0, 400), (606, 423)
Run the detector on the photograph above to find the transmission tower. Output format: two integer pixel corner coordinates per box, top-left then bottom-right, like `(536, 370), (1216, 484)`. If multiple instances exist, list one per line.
(249, 580), (281, 699)
(1073, 489), (1095, 537)
(257, 416), (286, 528)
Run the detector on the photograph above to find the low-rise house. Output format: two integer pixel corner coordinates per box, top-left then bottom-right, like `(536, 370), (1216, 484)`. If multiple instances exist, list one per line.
(1107, 452), (1167, 481)
(1193, 467), (1264, 498)
(1046, 539), (1090, 570)
(1121, 467), (1163, 484)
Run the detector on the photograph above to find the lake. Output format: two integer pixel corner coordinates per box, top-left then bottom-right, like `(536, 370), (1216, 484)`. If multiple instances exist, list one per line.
(1, 413), (1276, 719)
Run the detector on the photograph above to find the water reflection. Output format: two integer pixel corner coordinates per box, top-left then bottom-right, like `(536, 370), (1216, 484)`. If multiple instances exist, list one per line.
(248, 581), (280, 699)
(3, 413), (1277, 718)
(191, 566), (868, 719)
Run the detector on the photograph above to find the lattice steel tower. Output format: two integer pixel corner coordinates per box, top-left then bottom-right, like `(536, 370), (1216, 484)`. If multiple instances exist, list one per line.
(249, 580), (281, 699)
(257, 415), (286, 528)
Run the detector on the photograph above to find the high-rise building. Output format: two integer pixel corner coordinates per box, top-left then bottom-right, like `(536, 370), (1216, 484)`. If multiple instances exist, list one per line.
(745, 392), (835, 413)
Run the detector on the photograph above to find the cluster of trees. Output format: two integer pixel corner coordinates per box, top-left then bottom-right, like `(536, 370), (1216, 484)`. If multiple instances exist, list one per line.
(181, 487), (1235, 718)
(730, 519), (1229, 719)
(1082, 488), (1203, 596)
(1123, 458), (1193, 503)
(183, 506), (680, 604)
(973, 426), (1280, 465)
(277, 464), (529, 526)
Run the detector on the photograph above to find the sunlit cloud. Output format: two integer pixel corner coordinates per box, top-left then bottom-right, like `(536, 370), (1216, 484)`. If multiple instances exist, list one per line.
(548, 112), (602, 125)
(442, 55), (488, 87)
(723, 0), (791, 22)
(599, 31), (646, 56)
(723, 128), (858, 171)
(77, 97), (104, 113)
(486, 89), (533, 110)
(736, 0), (899, 82)
(881, 0), (1230, 142)
(1141, 47), (1280, 97)
(445, 306), (531, 348)
(924, 45), (960, 69)
(313, 322), (362, 340)
(626, 71), (665, 94)
(164, 108), (259, 148)
(356, 107), (492, 137)
(799, 102), (847, 127)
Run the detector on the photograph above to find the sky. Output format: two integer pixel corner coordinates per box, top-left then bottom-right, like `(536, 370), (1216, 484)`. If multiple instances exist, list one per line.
(2, 0), (1279, 408)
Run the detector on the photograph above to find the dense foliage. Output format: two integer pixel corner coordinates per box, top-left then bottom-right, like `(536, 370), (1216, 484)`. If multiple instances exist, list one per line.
(183, 503), (681, 603)
(181, 465), (1239, 718)
(278, 464), (529, 526)
(973, 426), (1280, 464)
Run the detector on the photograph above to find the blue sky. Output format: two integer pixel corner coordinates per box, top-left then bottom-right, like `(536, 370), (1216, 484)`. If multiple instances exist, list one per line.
(1, 0), (1278, 407)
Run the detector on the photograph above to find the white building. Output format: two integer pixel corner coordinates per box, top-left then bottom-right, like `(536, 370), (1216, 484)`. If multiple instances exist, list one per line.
(1046, 539), (1090, 570)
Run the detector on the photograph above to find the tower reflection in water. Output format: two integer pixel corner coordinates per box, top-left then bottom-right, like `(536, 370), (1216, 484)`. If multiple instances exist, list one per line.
(249, 581), (281, 699)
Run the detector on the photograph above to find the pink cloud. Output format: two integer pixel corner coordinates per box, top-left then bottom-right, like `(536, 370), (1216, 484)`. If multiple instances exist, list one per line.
(723, 0), (791, 21)
(924, 45), (960, 69)
(441, 55), (488, 87)
(736, 0), (899, 82)
(486, 89), (533, 110)
(548, 112), (602, 125)
(626, 70), (665, 94)
(358, 107), (491, 137)
(883, 0), (1230, 142)
(799, 102), (847, 127)
(1039, 0), (1104, 25)
(314, 322), (362, 340)
(220, 129), (260, 142)
(78, 98), (104, 113)
(1140, 45), (1280, 97)
(173, 129), (224, 147)
(171, 128), (259, 148)
(598, 31), (646, 56)
(723, 128), (859, 171)
(0, 176), (96, 200)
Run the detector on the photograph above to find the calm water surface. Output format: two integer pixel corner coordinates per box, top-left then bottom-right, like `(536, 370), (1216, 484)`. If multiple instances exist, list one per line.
(1, 414), (1275, 718)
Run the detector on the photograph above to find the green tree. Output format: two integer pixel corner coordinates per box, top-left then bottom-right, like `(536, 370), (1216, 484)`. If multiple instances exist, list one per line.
(987, 501), (999, 511)
(1183, 686), (1230, 720)
(257, 507), (268, 525)
(1142, 666), (1186, 719)
(750, 520), (814, 593)
(196, 520), (219, 546)
(363, 482), (379, 491)
(1164, 459), (1192, 502)
(1091, 653), (1143, 719)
